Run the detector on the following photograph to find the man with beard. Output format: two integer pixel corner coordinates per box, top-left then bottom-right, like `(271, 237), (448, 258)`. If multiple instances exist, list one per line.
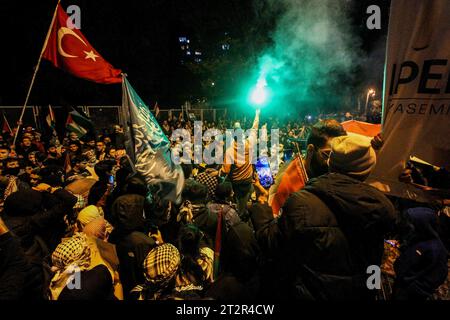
(251, 135), (397, 300)
(0, 158), (31, 213)
(303, 119), (347, 179)
(4, 157), (22, 177)
(28, 169), (42, 187)
(268, 119), (347, 213)
(43, 144), (62, 167)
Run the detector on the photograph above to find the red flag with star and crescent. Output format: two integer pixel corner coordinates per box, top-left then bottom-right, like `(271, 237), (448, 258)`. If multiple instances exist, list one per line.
(42, 4), (122, 84)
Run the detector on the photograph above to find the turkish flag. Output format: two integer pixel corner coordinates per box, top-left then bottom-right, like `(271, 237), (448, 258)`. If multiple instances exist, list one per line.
(270, 157), (308, 217)
(42, 4), (122, 84)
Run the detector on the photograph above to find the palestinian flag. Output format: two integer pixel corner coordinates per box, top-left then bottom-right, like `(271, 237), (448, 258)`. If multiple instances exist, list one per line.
(46, 105), (60, 144)
(46, 105), (56, 129)
(66, 109), (93, 138)
(2, 112), (11, 135)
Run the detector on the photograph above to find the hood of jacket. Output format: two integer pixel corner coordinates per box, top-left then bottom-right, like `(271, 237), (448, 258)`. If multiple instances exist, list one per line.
(111, 194), (146, 234)
(4, 189), (43, 217)
(222, 222), (260, 281)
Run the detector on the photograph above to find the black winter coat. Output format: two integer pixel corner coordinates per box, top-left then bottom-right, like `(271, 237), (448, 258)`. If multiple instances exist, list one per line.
(0, 232), (30, 299)
(252, 173), (397, 300)
(3, 189), (77, 252)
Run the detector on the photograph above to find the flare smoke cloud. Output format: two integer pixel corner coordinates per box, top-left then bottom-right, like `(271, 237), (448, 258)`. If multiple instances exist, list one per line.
(255, 0), (362, 112)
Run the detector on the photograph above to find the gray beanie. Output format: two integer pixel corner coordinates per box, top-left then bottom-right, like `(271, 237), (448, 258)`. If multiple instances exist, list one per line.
(328, 135), (376, 180)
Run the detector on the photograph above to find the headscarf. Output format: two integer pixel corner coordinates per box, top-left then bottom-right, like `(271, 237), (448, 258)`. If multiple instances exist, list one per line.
(77, 205), (103, 227)
(77, 205), (112, 238)
(144, 243), (181, 286)
(49, 233), (91, 300)
(132, 243), (181, 300)
(83, 217), (107, 240)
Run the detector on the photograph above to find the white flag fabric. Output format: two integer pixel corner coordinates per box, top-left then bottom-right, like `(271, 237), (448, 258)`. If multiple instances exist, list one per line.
(369, 0), (450, 200)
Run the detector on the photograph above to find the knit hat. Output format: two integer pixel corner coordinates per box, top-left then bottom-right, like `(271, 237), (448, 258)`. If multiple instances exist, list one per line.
(328, 135), (376, 180)
(143, 243), (181, 287)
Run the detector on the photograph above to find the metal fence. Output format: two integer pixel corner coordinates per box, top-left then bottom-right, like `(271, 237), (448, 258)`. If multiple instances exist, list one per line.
(0, 106), (228, 134)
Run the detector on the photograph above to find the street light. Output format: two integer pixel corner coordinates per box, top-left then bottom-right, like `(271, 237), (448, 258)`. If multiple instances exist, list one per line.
(364, 89), (376, 116)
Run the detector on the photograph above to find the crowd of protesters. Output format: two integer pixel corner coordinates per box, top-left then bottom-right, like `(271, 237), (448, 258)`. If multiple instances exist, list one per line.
(0, 103), (449, 301)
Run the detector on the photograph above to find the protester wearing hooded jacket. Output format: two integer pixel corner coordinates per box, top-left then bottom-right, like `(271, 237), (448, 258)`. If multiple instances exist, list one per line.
(393, 207), (448, 300)
(3, 186), (77, 252)
(251, 135), (398, 300)
(207, 222), (261, 300)
(0, 217), (36, 300)
(175, 224), (214, 296)
(207, 182), (241, 232)
(109, 193), (157, 298)
(178, 180), (219, 249)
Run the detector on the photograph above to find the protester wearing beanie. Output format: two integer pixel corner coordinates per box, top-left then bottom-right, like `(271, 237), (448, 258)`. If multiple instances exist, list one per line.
(328, 135), (376, 181)
(250, 136), (397, 300)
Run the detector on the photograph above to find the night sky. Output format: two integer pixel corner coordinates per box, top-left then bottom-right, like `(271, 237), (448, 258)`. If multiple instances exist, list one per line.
(0, 0), (390, 110)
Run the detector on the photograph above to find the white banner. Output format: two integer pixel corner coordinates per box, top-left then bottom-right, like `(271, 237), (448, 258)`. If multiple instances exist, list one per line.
(369, 0), (450, 200)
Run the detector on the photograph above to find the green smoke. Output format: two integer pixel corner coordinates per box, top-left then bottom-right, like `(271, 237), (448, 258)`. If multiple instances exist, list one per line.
(252, 0), (362, 115)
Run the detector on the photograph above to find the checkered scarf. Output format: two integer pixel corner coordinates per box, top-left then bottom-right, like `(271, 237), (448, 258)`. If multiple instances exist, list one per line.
(195, 172), (218, 199)
(144, 243), (180, 285)
(51, 233), (91, 282)
(73, 194), (87, 211)
(175, 246), (214, 291)
(5, 176), (18, 199)
(0, 176), (19, 213)
(133, 243), (181, 300)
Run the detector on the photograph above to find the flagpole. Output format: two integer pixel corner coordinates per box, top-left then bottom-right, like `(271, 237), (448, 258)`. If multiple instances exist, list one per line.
(294, 141), (309, 182)
(13, 0), (61, 147)
(122, 74), (137, 163)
